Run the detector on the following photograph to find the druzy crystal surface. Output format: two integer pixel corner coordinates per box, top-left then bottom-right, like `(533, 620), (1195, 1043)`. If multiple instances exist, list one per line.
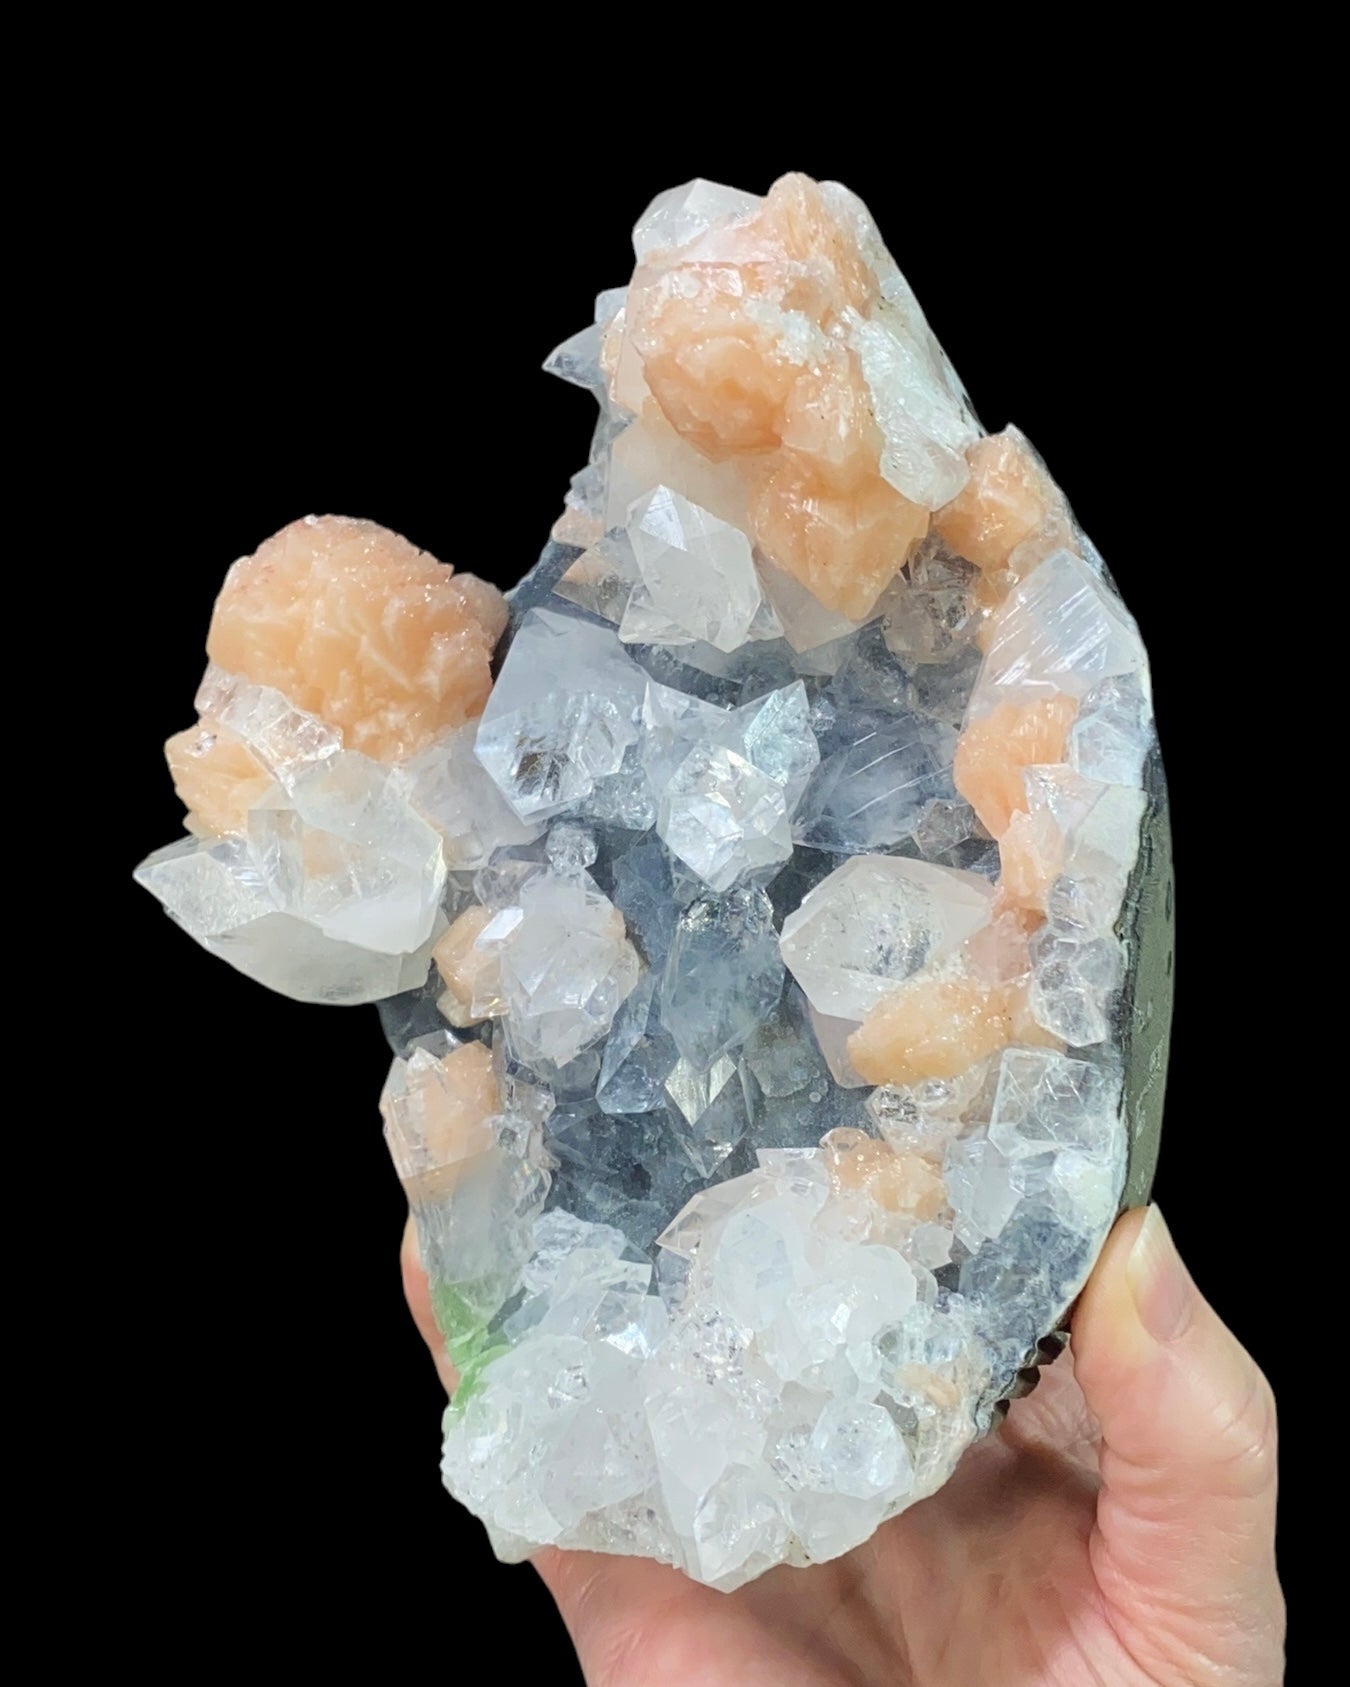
(136, 174), (1171, 1590)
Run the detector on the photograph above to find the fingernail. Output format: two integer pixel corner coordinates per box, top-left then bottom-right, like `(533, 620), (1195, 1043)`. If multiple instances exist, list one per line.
(1126, 1204), (1193, 1343)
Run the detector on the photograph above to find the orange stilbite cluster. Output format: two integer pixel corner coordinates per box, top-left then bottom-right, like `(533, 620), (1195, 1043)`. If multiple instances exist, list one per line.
(206, 515), (507, 766)
(380, 1042), (501, 1199)
(952, 694), (1079, 838)
(619, 174), (933, 621)
(822, 1127), (947, 1220)
(933, 432), (1059, 576)
(847, 974), (1058, 1089)
(848, 979), (1015, 1087)
(165, 721), (272, 837)
(997, 808), (1065, 914)
(432, 905), (501, 1027)
(164, 514), (508, 841)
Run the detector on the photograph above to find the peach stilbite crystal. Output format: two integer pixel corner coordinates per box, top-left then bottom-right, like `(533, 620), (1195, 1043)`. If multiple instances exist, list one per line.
(631, 286), (804, 459)
(847, 978), (1017, 1087)
(627, 177), (878, 461)
(619, 172), (942, 623)
(432, 905), (500, 1028)
(822, 1128), (947, 1220)
(952, 693), (1078, 837)
(207, 515), (507, 764)
(997, 806), (1065, 914)
(756, 173), (877, 318)
(380, 1041), (501, 1195)
(165, 721), (272, 837)
(933, 431), (1060, 576)
(779, 354), (886, 494)
(749, 463), (929, 621)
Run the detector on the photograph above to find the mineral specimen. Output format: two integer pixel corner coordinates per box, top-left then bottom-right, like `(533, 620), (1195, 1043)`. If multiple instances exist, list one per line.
(136, 173), (1171, 1590)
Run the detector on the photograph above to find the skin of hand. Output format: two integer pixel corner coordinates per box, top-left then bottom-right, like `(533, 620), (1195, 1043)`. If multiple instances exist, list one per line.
(401, 1206), (1283, 1686)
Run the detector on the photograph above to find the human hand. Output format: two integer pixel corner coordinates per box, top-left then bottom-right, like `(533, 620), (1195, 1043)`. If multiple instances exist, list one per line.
(402, 1206), (1283, 1684)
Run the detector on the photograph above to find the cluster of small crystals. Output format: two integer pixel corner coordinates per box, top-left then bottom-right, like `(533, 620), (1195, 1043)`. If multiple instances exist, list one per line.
(135, 173), (1159, 1592)
(134, 516), (521, 1003)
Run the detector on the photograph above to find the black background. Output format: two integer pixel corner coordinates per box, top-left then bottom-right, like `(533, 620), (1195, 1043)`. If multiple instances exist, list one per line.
(103, 120), (1291, 1676)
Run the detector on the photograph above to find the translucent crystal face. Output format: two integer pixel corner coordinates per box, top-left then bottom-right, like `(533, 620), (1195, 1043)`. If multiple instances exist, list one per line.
(136, 172), (1168, 1592)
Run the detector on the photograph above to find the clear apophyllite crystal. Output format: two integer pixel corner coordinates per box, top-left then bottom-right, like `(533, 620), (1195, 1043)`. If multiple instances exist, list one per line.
(136, 173), (1171, 1591)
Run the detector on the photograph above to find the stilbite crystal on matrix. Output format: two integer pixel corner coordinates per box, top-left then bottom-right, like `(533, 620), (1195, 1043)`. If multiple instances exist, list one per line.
(136, 173), (1172, 1590)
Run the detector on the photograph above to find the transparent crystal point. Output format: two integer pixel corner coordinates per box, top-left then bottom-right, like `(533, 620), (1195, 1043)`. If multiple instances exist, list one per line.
(779, 855), (995, 1020)
(475, 608), (649, 821)
(621, 486), (773, 653)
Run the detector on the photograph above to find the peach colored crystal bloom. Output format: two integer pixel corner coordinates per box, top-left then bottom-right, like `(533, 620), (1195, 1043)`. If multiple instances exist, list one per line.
(821, 1128), (947, 1220)
(624, 174), (927, 620)
(756, 174), (876, 318)
(779, 356), (886, 494)
(933, 432), (1058, 576)
(632, 285), (804, 459)
(432, 905), (499, 1028)
(396, 1042), (501, 1198)
(850, 971), (1059, 1086)
(628, 175), (878, 459)
(952, 693), (1078, 838)
(997, 807), (1066, 915)
(847, 978), (1019, 1088)
(207, 515), (507, 764)
(165, 721), (272, 837)
(750, 462), (928, 621)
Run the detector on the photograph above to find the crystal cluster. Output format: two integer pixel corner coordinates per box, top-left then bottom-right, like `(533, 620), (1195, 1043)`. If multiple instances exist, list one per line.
(136, 174), (1168, 1589)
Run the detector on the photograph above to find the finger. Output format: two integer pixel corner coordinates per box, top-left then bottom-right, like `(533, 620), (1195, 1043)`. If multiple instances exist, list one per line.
(1072, 1206), (1283, 1674)
(399, 1217), (459, 1396)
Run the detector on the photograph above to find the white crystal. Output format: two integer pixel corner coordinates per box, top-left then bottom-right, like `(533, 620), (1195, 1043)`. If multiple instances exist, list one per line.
(755, 555), (867, 657)
(400, 723), (543, 870)
(1027, 926), (1124, 1047)
(605, 411), (750, 532)
(620, 487), (775, 653)
(969, 548), (1150, 716)
(135, 833), (445, 1004)
(806, 1002), (868, 1087)
(545, 820), (599, 876)
(475, 608), (648, 821)
(661, 745), (788, 893)
(914, 795), (979, 860)
(542, 287), (628, 395)
(779, 855), (996, 1020)
(136, 747), (447, 1004)
(194, 662), (341, 782)
(882, 542), (979, 666)
(810, 1399), (912, 1500)
(248, 755), (446, 954)
(553, 535), (636, 625)
(792, 711), (953, 853)
(985, 1047), (1123, 1163)
(848, 308), (980, 511)
(944, 1135), (1021, 1249)
(661, 886), (784, 1068)
(414, 1147), (551, 1317)
(1069, 674), (1155, 787)
(482, 869), (641, 1066)
(632, 179), (762, 262)
(645, 680), (819, 892)
(867, 1065), (987, 1158)
(663, 1054), (748, 1176)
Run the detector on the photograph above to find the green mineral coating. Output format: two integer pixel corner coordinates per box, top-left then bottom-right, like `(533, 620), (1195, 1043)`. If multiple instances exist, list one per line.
(430, 1280), (509, 1412)
(452, 1342), (511, 1410)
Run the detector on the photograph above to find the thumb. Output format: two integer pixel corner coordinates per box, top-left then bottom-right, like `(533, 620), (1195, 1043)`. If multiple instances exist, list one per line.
(1072, 1206), (1283, 1677)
